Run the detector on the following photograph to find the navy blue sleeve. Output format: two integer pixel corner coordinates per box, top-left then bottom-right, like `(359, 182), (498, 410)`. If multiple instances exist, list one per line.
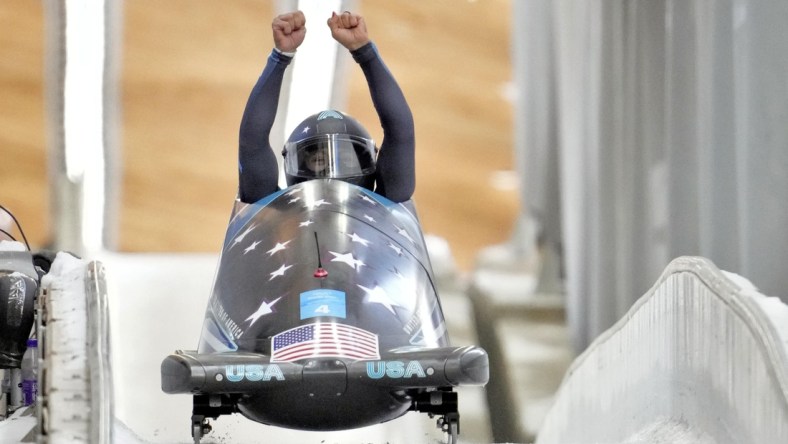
(351, 42), (416, 203)
(237, 50), (292, 204)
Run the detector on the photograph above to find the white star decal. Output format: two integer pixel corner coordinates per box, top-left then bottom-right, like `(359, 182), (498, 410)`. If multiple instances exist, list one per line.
(231, 224), (258, 248)
(346, 232), (371, 247)
(301, 126), (310, 133)
(267, 240), (291, 256)
(299, 219), (314, 227)
(269, 264), (293, 280)
(244, 240), (262, 255)
(395, 225), (415, 244)
(305, 199), (330, 209)
(358, 284), (400, 315)
(329, 251), (365, 271)
(245, 296), (282, 326)
(360, 194), (377, 205)
(363, 214), (376, 223)
(388, 242), (403, 256)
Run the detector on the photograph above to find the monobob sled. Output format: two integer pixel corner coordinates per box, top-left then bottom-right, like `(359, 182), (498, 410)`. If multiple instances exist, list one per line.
(160, 180), (489, 443)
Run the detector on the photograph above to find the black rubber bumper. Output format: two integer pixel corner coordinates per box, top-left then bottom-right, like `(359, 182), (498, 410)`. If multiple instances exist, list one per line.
(161, 345), (489, 395)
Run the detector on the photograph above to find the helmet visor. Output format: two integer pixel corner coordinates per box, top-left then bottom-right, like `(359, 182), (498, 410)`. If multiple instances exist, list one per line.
(284, 134), (376, 180)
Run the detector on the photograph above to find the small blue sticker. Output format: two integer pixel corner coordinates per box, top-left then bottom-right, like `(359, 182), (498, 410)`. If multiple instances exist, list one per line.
(300, 289), (346, 319)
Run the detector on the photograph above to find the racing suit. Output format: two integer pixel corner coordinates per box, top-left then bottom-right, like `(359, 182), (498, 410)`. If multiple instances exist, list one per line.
(238, 42), (415, 204)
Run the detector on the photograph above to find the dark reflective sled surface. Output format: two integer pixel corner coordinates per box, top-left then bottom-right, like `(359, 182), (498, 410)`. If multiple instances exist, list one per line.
(161, 180), (488, 443)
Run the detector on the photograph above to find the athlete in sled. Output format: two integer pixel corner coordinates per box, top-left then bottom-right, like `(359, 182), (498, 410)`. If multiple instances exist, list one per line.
(160, 11), (488, 444)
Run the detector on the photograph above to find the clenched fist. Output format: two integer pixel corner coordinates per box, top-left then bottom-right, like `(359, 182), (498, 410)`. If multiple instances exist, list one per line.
(272, 11), (306, 53)
(327, 11), (369, 51)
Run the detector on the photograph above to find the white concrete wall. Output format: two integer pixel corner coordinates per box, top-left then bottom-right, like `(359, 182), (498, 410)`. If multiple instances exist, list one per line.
(537, 256), (788, 444)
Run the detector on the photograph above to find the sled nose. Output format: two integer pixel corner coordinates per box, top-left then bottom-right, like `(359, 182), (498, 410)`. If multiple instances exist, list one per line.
(303, 359), (348, 397)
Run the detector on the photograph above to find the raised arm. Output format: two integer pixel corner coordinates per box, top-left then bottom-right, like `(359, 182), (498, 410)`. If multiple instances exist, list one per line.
(237, 12), (306, 203)
(328, 12), (416, 202)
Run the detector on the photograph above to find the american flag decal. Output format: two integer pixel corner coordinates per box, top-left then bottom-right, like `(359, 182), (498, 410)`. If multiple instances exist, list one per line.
(271, 322), (380, 363)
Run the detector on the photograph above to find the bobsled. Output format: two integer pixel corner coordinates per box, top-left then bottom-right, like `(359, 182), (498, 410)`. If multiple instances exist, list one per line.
(160, 180), (489, 443)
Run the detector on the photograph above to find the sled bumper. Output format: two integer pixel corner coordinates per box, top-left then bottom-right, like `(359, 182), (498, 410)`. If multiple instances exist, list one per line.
(161, 345), (488, 394)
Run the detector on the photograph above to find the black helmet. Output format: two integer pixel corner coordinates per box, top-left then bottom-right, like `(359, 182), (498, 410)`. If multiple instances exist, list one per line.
(283, 110), (377, 190)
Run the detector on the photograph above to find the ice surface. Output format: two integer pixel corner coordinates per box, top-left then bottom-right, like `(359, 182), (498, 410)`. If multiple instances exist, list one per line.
(41, 252), (91, 441)
(0, 240), (25, 252)
(0, 406), (36, 443)
(537, 257), (788, 443)
(722, 270), (788, 354)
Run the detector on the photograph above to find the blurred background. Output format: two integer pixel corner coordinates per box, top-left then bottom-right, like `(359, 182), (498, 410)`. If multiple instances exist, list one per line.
(0, 0), (518, 271)
(2, 0), (788, 442)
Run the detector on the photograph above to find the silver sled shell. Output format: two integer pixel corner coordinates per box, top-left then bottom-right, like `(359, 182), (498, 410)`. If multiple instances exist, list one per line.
(197, 180), (450, 357)
(161, 180), (488, 432)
